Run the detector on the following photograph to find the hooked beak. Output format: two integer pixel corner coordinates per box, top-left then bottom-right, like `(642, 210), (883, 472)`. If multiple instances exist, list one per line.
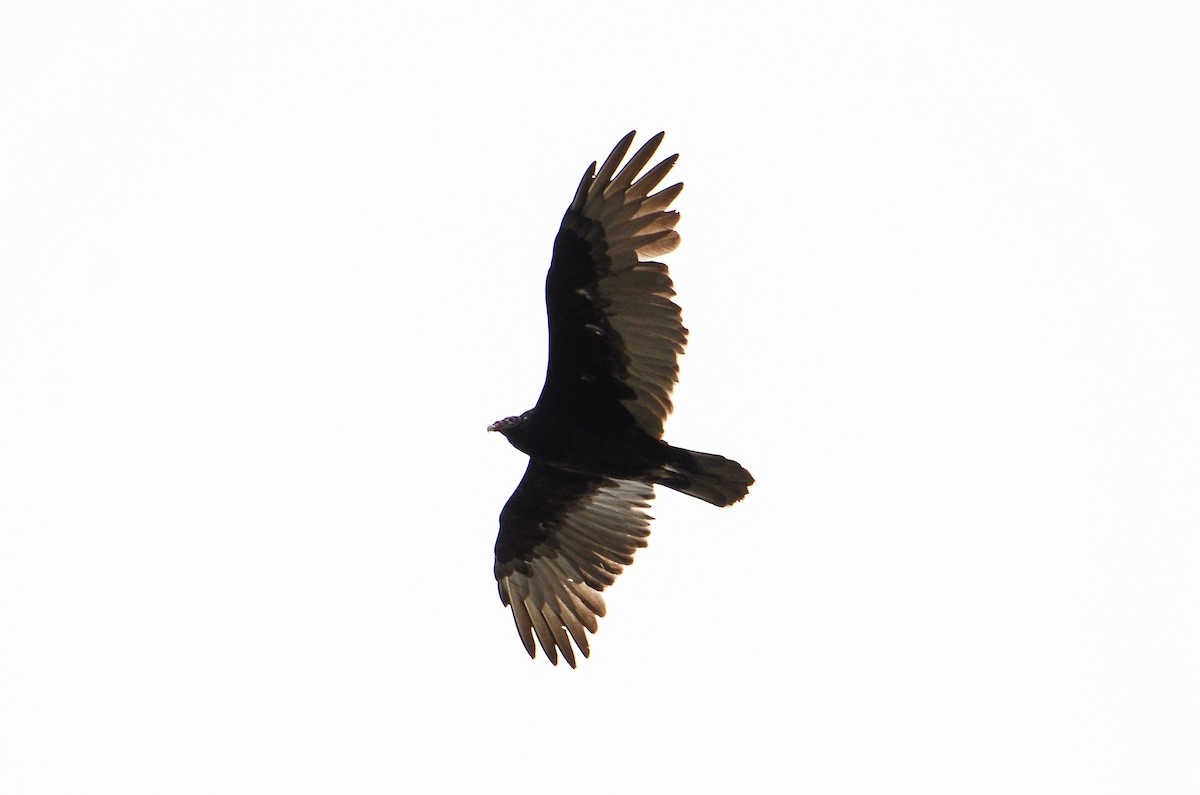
(486, 421), (501, 432)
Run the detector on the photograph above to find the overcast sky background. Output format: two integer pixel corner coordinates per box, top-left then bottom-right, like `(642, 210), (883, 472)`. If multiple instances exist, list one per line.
(2, 2), (1198, 793)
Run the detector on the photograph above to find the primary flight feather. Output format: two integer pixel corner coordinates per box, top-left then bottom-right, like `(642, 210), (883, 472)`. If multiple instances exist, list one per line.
(489, 131), (754, 667)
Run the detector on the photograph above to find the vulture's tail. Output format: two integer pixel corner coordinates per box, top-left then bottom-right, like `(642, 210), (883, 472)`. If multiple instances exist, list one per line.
(656, 447), (754, 507)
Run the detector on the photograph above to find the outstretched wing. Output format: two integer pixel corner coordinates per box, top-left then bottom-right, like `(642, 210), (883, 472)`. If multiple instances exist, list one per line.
(535, 131), (688, 440)
(494, 460), (654, 667)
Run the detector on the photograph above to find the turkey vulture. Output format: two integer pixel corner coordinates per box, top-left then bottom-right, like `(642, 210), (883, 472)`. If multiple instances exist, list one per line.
(489, 131), (753, 667)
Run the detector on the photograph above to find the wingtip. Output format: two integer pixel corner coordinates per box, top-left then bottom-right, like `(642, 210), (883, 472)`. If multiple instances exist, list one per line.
(644, 132), (670, 161)
(596, 132), (638, 185)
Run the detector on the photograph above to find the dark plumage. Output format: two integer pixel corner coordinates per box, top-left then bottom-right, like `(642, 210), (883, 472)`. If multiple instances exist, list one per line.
(489, 131), (753, 667)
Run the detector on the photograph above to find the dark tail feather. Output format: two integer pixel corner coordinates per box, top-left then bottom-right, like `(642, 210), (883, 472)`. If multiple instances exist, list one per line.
(656, 447), (754, 507)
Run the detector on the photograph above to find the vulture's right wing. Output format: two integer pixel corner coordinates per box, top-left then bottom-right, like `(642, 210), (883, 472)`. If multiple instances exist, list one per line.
(494, 459), (655, 667)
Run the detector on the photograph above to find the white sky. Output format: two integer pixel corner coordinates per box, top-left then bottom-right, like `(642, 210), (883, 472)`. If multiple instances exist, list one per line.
(2, 2), (1198, 792)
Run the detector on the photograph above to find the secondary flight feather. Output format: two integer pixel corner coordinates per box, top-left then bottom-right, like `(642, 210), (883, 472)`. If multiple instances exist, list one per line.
(489, 131), (753, 667)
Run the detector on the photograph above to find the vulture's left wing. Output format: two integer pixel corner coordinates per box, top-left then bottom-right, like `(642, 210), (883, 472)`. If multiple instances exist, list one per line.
(535, 131), (688, 440)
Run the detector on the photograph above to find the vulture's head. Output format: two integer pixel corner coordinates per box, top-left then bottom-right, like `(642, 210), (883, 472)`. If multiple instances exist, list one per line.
(489, 410), (537, 454)
(487, 414), (525, 435)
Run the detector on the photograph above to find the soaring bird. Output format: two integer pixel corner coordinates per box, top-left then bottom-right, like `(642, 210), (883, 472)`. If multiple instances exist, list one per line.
(489, 131), (753, 667)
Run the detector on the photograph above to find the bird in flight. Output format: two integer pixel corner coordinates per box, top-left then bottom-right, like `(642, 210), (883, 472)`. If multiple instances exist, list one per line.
(489, 131), (753, 667)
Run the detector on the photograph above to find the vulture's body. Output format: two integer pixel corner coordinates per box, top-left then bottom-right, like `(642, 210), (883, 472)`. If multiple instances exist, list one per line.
(489, 132), (753, 667)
